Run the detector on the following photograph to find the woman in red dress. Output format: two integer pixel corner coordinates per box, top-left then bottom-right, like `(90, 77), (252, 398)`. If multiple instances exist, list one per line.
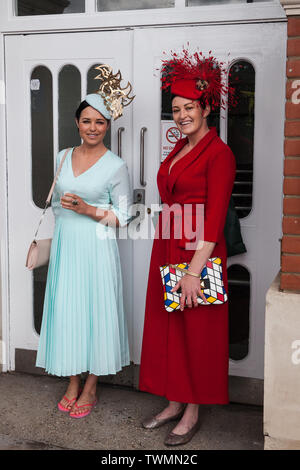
(139, 50), (236, 446)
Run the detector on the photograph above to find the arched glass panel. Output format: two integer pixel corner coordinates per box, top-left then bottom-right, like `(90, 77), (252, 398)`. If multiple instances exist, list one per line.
(17, 0), (85, 15)
(34, 265), (48, 335)
(228, 60), (255, 219)
(31, 65), (53, 209)
(87, 64), (111, 150)
(97, 0), (174, 11)
(31, 65), (53, 335)
(228, 264), (250, 361)
(59, 64), (81, 150)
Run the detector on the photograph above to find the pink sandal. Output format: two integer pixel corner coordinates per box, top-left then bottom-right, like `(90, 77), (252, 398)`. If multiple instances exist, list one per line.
(69, 398), (98, 419)
(57, 388), (82, 413)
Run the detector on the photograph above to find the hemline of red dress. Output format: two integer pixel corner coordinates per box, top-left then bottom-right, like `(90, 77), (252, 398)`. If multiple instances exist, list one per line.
(138, 128), (236, 405)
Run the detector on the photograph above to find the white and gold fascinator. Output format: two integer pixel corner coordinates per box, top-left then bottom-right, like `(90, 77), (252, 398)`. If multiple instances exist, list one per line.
(85, 64), (135, 121)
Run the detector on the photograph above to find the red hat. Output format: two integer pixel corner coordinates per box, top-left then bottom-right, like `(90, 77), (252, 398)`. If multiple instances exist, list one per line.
(161, 47), (237, 110)
(171, 78), (209, 101)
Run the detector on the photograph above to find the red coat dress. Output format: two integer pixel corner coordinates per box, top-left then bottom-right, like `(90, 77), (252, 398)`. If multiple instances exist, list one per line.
(139, 127), (236, 404)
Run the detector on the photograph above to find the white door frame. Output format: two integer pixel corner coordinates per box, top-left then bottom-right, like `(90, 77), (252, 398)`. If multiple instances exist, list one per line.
(0, 1), (285, 33)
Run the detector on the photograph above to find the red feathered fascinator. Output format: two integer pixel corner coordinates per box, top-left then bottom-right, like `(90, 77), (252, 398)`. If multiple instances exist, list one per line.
(161, 47), (237, 111)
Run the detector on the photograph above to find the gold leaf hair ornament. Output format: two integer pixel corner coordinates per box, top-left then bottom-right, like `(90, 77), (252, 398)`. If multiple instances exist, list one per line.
(94, 64), (135, 120)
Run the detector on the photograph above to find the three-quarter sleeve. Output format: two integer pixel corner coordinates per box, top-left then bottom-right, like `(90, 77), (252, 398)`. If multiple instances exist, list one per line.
(109, 162), (133, 227)
(204, 147), (236, 243)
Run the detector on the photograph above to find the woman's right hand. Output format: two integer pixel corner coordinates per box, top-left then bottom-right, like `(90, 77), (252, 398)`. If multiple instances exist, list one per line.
(171, 274), (208, 311)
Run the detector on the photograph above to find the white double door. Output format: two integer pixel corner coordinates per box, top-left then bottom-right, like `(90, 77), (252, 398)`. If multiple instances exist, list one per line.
(5, 23), (286, 380)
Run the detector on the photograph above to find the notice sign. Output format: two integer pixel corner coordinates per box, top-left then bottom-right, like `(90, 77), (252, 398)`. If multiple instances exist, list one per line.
(161, 120), (183, 163)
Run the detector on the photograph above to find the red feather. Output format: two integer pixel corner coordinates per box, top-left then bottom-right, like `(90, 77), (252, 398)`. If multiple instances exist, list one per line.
(161, 47), (237, 110)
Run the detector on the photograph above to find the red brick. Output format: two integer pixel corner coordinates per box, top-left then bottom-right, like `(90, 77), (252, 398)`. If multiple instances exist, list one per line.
(283, 216), (300, 234)
(283, 197), (300, 214)
(284, 158), (300, 176)
(287, 81), (292, 100)
(288, 18), (300, 38)
(282, 254), (300, 272)
(283, 178), (300, 195)
(284, 139), (300, 156)
(286, 101), (300, 119)
(287, 60), (300, 78)
(280, 272), (300, 291)
(288, 38), (300, 57)
(285, 121), (300, 137)
(282, 235), (300, 254)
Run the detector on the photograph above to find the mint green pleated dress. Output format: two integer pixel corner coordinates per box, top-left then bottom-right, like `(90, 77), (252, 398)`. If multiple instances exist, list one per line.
(36, 147), (132, 377)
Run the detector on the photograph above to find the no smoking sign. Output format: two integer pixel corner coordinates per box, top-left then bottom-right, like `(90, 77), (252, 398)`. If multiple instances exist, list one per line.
(161, 120), (184, 163)
(166, 126), (182, 144)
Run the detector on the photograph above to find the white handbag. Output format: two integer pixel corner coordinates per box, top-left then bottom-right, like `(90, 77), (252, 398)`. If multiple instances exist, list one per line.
(25, 148), (70, 270)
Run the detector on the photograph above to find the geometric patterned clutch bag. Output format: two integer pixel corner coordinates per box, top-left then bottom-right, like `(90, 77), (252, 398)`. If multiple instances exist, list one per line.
(159, 257), (227, 312)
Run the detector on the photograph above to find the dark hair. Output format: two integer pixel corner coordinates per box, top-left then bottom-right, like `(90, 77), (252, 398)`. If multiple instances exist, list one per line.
(75, 100), (90, 121)
(75, 100), (110, 125)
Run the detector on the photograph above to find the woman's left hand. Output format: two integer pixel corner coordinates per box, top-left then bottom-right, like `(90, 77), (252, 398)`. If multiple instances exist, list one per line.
(60, 193), (88, 215)
(171, 274), (208, 311)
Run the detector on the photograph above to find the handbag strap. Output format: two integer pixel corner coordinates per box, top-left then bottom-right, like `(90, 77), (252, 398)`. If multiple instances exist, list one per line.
(33, 147), (71, 240)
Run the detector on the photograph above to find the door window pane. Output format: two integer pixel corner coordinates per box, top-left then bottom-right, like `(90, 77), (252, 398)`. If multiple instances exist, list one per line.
(228, 61), (255, 219)
(31, 65), (53, 336)
(16, 0), (85, 16)
(31, 66), (54, 209)
(34, 266), (49, 335)
(97, 0), (174, 11)
(228, 264), (250, 361)
(187, 0), (271, 5)
(87, 64), (111, 150)
(59, 65), (81, 151)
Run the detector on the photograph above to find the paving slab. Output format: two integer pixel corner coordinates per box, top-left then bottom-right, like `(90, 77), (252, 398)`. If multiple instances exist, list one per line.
(0, 372), (264, 451)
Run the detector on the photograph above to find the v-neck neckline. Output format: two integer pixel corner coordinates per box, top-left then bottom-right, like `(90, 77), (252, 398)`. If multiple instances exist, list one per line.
(167, 128), (215, 176)
(168, 138), (189, 175)
(70, 146), (109, 179)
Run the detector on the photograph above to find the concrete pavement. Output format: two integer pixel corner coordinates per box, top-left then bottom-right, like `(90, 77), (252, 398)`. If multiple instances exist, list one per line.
(0, 372), (263, 450)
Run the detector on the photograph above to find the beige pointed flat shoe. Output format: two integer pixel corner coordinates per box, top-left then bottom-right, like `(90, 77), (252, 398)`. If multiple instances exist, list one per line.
(142, 407), (185, 430)
(164, 419), (201, 446)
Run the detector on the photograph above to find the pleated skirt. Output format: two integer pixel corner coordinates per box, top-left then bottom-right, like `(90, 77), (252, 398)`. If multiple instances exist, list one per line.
(36, 213), (130, 377)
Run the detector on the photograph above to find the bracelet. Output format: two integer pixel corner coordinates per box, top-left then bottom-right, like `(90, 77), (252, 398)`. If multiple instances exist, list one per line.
(185, 269), (201, 278)
(169, 264), (202, 279)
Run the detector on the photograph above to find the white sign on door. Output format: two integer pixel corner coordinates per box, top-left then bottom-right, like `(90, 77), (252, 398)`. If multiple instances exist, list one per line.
(160, 120), (183, 162)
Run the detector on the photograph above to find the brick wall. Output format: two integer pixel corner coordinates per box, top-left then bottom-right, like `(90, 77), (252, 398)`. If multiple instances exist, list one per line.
(281, 17), (300, 291)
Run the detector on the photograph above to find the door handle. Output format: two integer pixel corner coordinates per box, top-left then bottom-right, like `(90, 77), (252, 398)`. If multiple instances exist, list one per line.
(140, 127), (147, 187)
(117, 127), (125, 158)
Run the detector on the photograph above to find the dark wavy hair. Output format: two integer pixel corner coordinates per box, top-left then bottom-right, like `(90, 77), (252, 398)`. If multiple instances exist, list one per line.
(75, 100), (90, 121)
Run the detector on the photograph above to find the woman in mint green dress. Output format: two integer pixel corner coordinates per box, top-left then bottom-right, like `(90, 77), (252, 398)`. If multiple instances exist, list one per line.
(36, 66), (134, 418)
